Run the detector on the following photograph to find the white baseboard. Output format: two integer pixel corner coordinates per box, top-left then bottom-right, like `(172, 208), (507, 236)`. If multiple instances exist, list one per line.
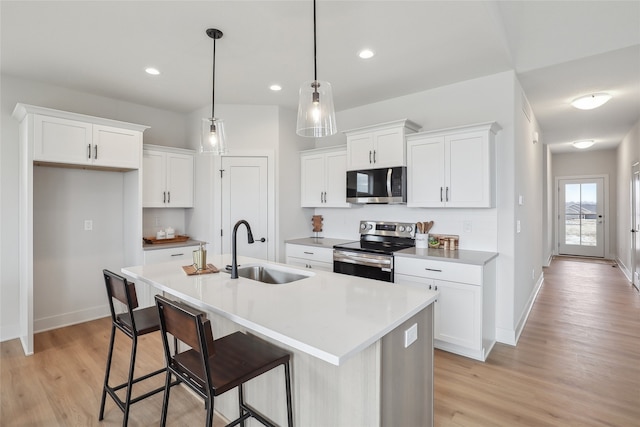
(0, 324), (21, 343)
(496, 272), (545, 347)
(616, 256), (632, 282)
(34, 304), (110, 334)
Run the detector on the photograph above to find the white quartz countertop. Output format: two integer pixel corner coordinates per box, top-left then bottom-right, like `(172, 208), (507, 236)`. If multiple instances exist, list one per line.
(395, 247), (498, 265)
(285, 237), (355, 248)
(122, 255), (437, 366)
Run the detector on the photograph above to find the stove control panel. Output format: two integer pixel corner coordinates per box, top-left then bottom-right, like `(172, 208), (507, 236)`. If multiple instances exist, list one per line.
(359, 221), (415, 238)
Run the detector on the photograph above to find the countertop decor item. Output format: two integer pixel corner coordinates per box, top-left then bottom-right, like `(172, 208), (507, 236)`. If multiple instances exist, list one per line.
(200, 28), (227, 154)
(182, 263), (219, 275)
(296, 0), (337, 137)
(143, 235), (190, 245)
(312, 214), (323, 237)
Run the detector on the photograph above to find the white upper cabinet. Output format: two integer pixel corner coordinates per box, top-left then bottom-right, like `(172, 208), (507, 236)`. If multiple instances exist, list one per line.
(407, 122), (501, 208)
(31, 110), (145, 170)
(300, 146), (350, 208)
(143, 145), (194, 208)
(344, 119), (421, 170)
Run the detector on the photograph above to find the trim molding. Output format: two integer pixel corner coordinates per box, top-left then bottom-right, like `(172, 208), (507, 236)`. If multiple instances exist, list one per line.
(496, 272), (545, 346)
(33, 305), (110, 334)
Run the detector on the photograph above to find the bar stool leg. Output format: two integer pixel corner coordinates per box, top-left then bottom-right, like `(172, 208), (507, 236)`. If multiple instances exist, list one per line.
(238, 384), (246, 427)
(121, 335), (139, 427)
(160, 371), (173, 427)
(284, 362), (293, 427)
(206, 394), (215, 427)
(99, 325), (116, 421)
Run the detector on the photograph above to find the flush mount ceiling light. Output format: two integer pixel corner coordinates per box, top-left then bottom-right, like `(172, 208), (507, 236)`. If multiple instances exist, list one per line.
(200, 28), (227, 155)
(145, 67), (160, 75)
(296, 0), (337, 138)
(571, 93), (612, 110)
(358, 49), (375, 59)
(572, 140), (595, 149)
(270, 84), (282, 91)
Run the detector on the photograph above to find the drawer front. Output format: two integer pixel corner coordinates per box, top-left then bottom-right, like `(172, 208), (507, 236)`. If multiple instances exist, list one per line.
(285, 243), (333, 264)
(144, 246), (196, 264)
(395, 256), (482, 285)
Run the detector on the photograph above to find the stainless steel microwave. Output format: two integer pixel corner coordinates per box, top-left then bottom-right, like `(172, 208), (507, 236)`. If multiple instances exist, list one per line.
(346, 167), (407, 204)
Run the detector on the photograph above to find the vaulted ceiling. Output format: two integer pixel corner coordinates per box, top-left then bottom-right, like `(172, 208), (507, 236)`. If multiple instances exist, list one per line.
(2, 1), (639, 153)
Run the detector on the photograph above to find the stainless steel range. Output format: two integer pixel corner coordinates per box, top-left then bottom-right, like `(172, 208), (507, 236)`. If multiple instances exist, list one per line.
(333, 221), (415, 282)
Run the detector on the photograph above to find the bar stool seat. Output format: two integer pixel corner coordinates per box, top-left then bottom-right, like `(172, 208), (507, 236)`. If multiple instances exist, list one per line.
(99, 269), (170, 427)
(155, 295), (294, 427)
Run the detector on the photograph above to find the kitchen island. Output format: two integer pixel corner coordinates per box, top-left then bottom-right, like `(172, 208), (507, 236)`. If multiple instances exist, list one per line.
(122, 254), (438, 427)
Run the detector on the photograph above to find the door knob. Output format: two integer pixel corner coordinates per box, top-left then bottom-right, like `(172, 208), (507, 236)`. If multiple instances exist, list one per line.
(257, 237), (266, 242)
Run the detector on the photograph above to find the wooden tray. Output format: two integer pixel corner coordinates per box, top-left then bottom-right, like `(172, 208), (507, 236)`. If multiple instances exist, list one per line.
(182, 264), (220, 276)
(143, 235), (189, 245)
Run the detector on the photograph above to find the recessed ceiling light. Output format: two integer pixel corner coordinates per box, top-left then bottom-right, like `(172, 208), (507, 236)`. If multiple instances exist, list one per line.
(572, 140), (595, 149)
(571, 93), (612, 110)
(269, 84), (282, 91)
(145, 67), (160, 75)
(358, 49), (375, 59)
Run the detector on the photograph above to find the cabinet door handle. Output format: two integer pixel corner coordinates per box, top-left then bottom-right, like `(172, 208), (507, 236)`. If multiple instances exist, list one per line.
(435, 285), (438, 291)
(428, 285), (432, 290)
(167, 191), (170, 203)
(446, 187), (449, 202)
(303, 251), (314, 255)
(163, 191), (166, 203)
(373, 150), (376, 163)
(93, 144), (98, 159)
(324, 191), (327, 203)
(440, 187), (443, 202)
(369, 150), (372, 164)
(87, 144), (91, 159)
(170, 253), (184, 257)
(425, 268), (442, 272)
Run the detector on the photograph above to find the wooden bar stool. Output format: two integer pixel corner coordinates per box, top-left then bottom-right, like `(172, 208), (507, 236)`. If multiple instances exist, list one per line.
(99, 270), (167, 426)
(155, 295), (294, 427)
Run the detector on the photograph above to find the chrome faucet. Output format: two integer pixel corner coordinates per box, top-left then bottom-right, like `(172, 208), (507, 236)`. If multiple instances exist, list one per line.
(230, 220), (255, 279)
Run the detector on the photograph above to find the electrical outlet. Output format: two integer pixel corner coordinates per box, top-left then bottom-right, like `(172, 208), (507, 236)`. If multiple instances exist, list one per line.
(404, 323), (418, 348)
(516, 220), (521, 233)
(84, 219), (93, 231)
(155, 216), (160, 226)
(463, 221), (472, 233)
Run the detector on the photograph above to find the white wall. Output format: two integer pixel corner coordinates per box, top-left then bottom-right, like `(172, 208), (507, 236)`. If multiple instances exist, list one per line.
(512, 82), (544, 343)
(184, 103), (313, 262)
(552, 148), (618, 259)
(0, 74), (188, 341)
(615, 119), (640, 278)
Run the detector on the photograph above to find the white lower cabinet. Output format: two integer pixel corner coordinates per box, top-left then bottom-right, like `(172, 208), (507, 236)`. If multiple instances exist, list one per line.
(141, 245), (198, 307)
(395, 256), (496, 361)
(285, 243), (334, 272)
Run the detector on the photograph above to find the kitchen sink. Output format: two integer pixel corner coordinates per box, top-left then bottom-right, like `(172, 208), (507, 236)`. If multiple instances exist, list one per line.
(235, 264), (312, 284)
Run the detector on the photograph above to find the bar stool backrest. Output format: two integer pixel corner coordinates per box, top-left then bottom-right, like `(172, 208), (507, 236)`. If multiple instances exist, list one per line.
(155, 296), (216, 381)
(103, 269), (139, 334)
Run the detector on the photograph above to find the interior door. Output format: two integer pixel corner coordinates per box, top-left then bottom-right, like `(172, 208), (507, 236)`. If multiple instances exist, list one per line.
(632, 163), (640, 290)
(558, 178), (604, 257)
(221, 156), (268, 260)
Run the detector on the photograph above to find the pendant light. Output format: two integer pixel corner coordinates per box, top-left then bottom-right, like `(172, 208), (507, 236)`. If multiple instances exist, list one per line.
(296, 0), (337, 137)
(200, 28), (227, 155)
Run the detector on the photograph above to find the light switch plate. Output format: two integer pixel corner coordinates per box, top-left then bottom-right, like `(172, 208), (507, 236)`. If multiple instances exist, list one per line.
(84, 219), (93, 231)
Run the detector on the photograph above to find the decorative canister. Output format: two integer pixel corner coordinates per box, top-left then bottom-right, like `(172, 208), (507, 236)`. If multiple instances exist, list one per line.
(415, 233), (429, 249)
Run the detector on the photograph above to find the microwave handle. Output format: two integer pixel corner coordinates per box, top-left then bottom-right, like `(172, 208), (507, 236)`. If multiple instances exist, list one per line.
(386, 168), (393, 198)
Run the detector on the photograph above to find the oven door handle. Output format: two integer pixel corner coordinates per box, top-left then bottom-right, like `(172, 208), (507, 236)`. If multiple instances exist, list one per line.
(333, 250), (392, 269)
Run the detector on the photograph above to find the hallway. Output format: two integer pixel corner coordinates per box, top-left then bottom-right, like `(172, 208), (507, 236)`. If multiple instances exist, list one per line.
(435, 256), (640, 426)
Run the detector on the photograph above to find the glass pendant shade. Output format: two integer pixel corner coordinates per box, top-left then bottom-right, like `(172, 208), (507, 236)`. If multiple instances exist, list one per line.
(296, 80), (337, 137)
(200, 117), (227, 155)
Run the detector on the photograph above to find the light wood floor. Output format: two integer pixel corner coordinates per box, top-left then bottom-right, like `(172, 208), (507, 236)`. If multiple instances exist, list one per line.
(1, 257), (638, 426)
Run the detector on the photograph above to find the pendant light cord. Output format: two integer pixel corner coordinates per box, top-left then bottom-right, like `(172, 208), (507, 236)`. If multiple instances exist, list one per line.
(313, 0), (317, 82)
(211, 37), (216, 119)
